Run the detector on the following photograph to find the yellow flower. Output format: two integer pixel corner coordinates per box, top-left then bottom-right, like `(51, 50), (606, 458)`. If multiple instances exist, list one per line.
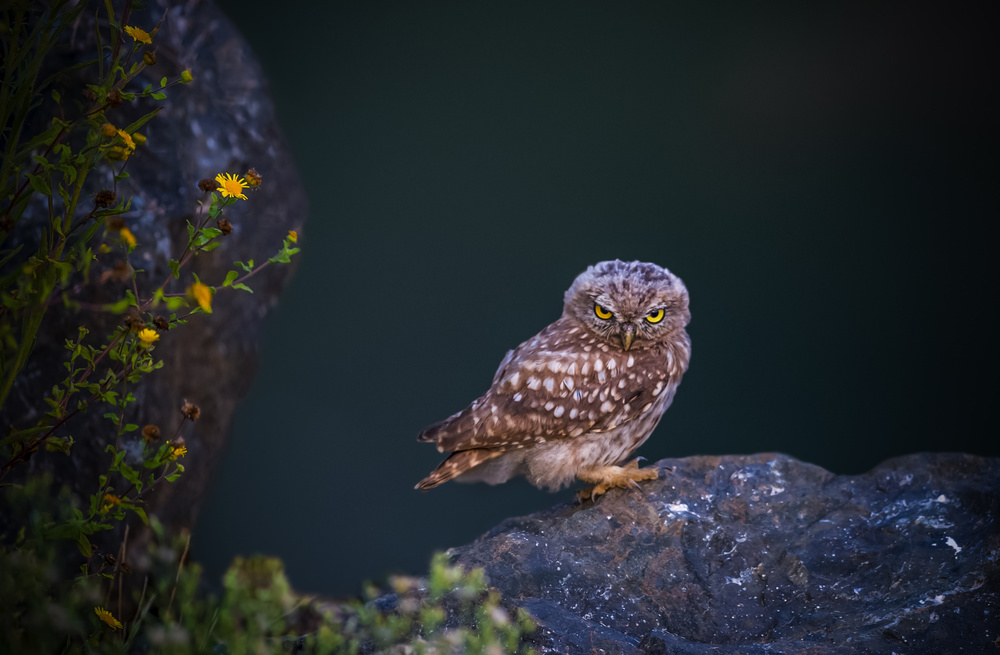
(132, 132), (146, 145)
(95, 606), (123, 630)
(124, 25), (152, 45)
(106, 146), (129, 161)
(170, 444), (187, 460)
(287, 230), (298, 243)
(120, 227), (137, 248)
(138, 328), (159, 348)
(117, 129), (135, 152)
(101, 123), (117, 137)
(187, 282), (213, 313)
(101, 494), (122, 513)
(215, 172), (248, 200)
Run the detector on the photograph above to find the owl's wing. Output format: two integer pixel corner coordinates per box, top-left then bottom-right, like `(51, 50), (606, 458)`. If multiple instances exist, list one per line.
(419, 344), (674, 453)
(491, 349), (516, 386)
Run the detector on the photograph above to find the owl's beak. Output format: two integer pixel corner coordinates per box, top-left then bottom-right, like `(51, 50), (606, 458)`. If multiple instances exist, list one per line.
(620, 325), (635, 351)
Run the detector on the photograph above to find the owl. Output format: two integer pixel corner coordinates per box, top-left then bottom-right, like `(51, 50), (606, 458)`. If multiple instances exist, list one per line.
(415, 260), (691, 498)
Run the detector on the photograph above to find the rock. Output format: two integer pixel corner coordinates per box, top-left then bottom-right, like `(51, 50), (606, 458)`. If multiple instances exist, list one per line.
(450, 453), (1000, 654)
(1, 1), (304, 545)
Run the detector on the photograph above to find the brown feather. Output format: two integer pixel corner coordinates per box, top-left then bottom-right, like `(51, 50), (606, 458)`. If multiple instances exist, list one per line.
(414, 449), (505, 490)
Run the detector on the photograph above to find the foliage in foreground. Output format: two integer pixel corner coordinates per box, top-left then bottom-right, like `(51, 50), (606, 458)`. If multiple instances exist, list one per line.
(1, 483), (535, 654)
(0, 2), (533, 653)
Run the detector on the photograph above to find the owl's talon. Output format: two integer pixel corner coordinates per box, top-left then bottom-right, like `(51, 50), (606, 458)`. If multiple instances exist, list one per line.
(576, 463), (660, 501)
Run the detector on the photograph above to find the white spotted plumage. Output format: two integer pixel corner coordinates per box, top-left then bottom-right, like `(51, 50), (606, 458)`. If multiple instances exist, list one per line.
(416, 260), (691, 492)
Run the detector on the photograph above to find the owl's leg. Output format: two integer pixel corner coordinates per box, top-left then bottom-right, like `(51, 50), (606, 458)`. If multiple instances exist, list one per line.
(576, 458), (659, 502)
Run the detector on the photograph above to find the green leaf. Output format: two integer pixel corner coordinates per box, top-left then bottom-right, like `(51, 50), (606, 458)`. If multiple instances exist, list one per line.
(165, 296), (186, 310)
(45, 522), (82, 542)
(51, 89), (61, 103)
(132, 506), (149, 525)
(160, 77), (168, 87)
(232, 283), (253, 293)
(152, 92), (166, 100)
(168, 258), (180, 279)
(120, 463), (140, 486)
(76, 533), (92, 558)
(14, 124), (62, 160)
(27, 174), (51, 196)
(223, 270), (238, 287)
(103, 297), (131, 313)
(44, 435), (73, 455)
(123, 107), (162, 134)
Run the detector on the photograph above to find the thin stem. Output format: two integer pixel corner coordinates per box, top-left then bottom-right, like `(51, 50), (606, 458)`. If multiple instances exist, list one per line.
(167, 531), (191, 614)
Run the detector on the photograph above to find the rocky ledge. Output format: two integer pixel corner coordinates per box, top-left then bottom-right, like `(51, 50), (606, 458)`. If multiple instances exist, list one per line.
(450, 453), (999, 654)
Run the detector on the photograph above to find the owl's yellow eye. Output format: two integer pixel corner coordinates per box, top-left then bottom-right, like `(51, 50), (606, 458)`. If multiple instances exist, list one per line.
(594, 304), (613, 320)
(645, 308), (665, 324)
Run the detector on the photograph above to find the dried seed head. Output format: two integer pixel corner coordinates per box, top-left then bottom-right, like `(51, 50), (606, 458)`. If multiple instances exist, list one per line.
(198, 178), (216, 193)
(99, 259), (132, 284)
(94, 189), (116, 208)
(105, 216), (125, 231)
(181, 402), (201, 421)
(153, 316), (170, 331)
(245, 168), (262, 187)
(143, 50), (157, 66)
(142, 424), (161, 442)
(106, 90), (123, 108)
(216, 218), (232, 235)
(123, 313), (144, 332)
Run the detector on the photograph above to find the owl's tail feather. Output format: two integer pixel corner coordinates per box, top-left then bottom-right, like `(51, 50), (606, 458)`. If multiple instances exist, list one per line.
(415, 449), (503, 491)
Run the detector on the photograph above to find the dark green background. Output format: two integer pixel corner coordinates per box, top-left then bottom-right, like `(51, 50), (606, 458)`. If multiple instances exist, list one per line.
(196, 2), (998, 595)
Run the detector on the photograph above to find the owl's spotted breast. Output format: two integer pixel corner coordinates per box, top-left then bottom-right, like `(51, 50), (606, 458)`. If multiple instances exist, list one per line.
(416, 260), (691, 495)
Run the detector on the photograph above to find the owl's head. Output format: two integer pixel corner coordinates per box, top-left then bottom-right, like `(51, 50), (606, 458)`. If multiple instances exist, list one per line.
(563, 260), (690, 351)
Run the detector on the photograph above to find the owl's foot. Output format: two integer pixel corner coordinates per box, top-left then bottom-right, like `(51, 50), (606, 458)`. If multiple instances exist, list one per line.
(576, 459), (659, 502)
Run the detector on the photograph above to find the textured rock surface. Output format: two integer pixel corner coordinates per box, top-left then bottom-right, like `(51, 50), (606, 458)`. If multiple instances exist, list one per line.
(451, 453), (999, 654)
(2, 0), (304, 538)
